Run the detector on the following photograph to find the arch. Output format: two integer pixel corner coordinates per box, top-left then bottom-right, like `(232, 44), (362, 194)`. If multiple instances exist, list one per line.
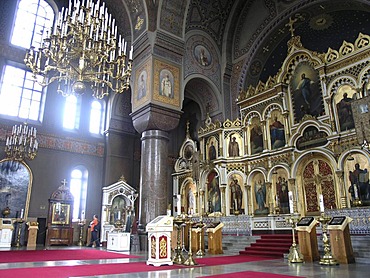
(179, 177), (197, 215)
(289, 119), (332, 148)
(268, 163), (291, 183)
(290, 149), (338, 178)
(184, 76), (223, 121)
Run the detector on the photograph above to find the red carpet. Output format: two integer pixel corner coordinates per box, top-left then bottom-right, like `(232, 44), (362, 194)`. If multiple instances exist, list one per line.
(200, 271), (303, 278)
(0, 249), (140, 263)
(0, 255), (275, 277)
(240, 234), (296, 258)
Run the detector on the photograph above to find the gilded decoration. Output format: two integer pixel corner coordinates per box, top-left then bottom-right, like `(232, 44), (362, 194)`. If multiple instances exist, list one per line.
(325, 33), (370, 63)
(151, 236), (156, 259)
(173, 32), (370, 219)
(153, 59), (180, 107)
(135, 16), (144, 31)
(159, 236), (167, 258)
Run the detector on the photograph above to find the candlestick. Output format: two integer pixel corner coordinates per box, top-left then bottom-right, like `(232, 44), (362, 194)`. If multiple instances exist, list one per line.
(319, 194), (325, 212)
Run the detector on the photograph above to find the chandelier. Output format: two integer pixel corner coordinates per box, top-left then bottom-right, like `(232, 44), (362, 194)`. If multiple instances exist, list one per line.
(24, 0), (133, 99)
(5, 124), (38, 161)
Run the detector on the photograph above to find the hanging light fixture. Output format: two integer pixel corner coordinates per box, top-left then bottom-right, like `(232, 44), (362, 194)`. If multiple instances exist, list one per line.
(4, 123), (38, 161)
(24, 0), (133, 99)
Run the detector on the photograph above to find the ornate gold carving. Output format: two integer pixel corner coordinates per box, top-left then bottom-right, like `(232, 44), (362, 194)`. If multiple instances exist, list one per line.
(151, 237), (156, 258)
(159, 237), (167, 258)
(325, 33), (370, 63)
(135, 16), (144, 31)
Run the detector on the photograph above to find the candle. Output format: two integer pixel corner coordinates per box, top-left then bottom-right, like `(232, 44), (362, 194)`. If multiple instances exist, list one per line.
(118, 210), (121, 220)
(20, 209), (24, 219)
(319, 194), (325, 212)
(177, 194), (181, 216)
(288, 191), (294, 213)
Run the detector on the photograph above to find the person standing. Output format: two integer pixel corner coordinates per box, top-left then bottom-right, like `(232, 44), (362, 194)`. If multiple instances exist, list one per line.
(88, 214), (100, 247)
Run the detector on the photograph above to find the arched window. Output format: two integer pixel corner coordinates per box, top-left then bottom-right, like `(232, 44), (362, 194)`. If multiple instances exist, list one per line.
(70, 167), (88, 221)
(0, 65), (45, 121)
(11, 0), (54, 49)
(63, 95), (80, 130)
(0, 0), (54, 122)
(89, 100), (105, 134)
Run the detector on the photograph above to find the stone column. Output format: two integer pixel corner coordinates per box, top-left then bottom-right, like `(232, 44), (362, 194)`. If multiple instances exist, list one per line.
(132, 101), (181, 229)
(138, 130), (169, 226)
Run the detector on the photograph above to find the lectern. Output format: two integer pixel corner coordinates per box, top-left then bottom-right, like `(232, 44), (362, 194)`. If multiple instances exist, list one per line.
(146, 215), (174, 266)
(295, 217), (319, 262)
(0, 218), (13, 247)
(327, 216), (355, 264)
(206, 222), (224, 254)
(191, 223), (205, 255)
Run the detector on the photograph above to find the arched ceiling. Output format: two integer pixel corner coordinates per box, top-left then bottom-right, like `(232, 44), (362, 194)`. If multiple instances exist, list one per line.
(57, 0), (370, 120)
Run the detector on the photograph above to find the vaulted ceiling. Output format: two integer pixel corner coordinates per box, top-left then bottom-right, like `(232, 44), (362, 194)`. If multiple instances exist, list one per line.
(56, 0), (370, 120)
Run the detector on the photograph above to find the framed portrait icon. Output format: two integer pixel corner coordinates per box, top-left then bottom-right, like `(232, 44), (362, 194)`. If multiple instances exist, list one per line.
(51, 203), (70, 225)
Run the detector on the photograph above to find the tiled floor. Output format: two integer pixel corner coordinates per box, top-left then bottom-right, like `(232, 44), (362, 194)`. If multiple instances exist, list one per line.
(0, 246), (368, 277)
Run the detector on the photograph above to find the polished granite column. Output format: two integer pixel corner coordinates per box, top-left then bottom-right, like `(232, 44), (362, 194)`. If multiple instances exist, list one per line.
(139, 129), (169, 225)
(131, 104), (182, 228)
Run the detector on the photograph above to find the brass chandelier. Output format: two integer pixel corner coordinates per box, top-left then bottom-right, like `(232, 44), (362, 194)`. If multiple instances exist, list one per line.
(5, 124), (38, 161)
(24, 0), (133, 99)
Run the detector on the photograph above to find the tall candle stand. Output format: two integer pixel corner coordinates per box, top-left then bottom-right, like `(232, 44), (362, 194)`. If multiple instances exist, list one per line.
(195, 219), (206, 257)
(184, 219), (198, 266)
(286, 213), (304, 263)
(78, 219), (85, 246)
(15, 218), (24, 247)
(318, 213), (338, 265)
(172, 214), (187, 264)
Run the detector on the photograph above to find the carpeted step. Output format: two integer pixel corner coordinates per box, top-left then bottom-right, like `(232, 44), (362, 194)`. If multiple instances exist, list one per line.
(238, 234), (297, 258)
(246, 245), (290, 252)
(239, 249), (284, 258)
(253, 241), (293, 248)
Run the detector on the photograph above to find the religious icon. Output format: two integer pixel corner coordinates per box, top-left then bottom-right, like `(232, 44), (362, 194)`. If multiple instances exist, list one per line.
(229, 175), (243, 213)
(228, 134), (240, 157)
(290, 63), (323, 122)
(208, 138), (217, 160)
(207, 171), (221, 213)
(194, 45), (211, 67)
(160, 70), (173, 98)
(137, 70), (147, 100)
(335, 85), (356, 131)
(270, 113), (285, 149)
(52, 203), (70, 224)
